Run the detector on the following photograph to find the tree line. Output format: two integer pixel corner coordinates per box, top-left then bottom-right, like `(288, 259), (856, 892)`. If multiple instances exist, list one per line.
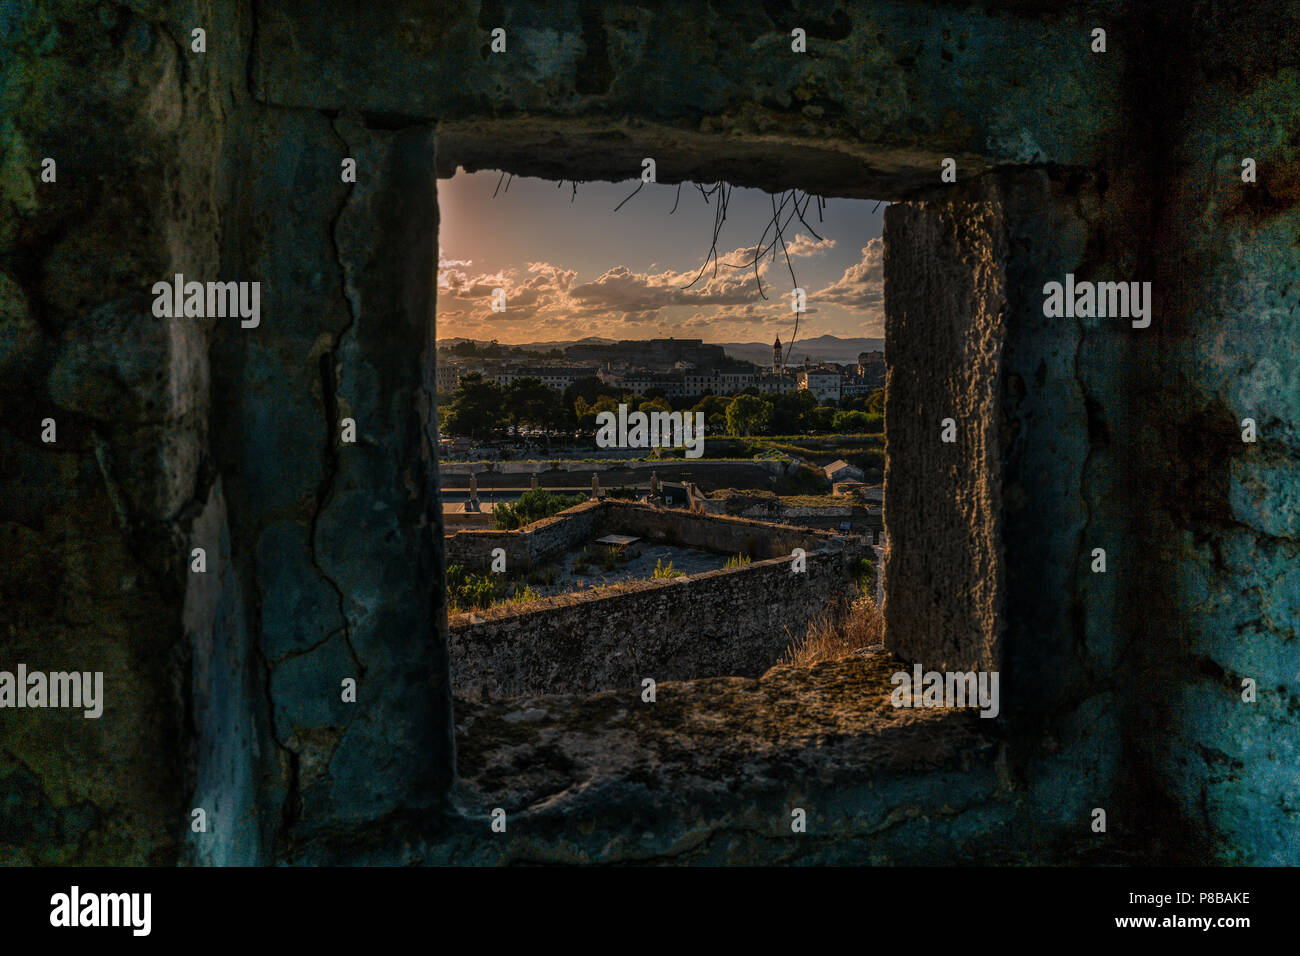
(438, 373), (884, 440)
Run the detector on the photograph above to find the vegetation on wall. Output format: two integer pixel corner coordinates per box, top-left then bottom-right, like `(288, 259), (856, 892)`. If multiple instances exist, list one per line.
(492, 488), (587, 530)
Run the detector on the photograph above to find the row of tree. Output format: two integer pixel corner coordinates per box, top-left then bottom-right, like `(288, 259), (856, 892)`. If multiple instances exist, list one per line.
(439, 339), (565, 361)
(440, 374), (569, 438)
(438, 372), (885, 439)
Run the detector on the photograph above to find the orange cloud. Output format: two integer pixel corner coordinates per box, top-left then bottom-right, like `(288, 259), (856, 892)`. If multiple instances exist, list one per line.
(435, 230), (856, 340)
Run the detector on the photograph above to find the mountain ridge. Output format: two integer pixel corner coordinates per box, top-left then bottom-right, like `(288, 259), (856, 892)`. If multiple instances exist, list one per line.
(437, 334), (884, 365)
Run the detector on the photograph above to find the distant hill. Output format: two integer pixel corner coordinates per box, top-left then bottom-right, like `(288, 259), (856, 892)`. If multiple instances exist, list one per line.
(435, 334), (883, 366)
(438, 336), (615, 351)
(721, 335), (884, 367)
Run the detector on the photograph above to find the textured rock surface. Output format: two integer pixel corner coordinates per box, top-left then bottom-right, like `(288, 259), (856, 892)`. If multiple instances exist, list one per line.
(1, 0), (239, 865)
(289, 654), (1031, 865)
(1129, 25), (1300, 863)
(257, 1), (1123, 198)
(882, 199), (1006, 674)
(449, 549), (858, 697)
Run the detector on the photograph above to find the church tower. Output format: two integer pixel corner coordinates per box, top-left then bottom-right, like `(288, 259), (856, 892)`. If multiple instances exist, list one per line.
(772, 336), (782, 374)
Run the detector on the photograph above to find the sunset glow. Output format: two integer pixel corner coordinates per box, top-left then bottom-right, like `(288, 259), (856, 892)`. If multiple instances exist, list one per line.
(436, 170), (886, 345)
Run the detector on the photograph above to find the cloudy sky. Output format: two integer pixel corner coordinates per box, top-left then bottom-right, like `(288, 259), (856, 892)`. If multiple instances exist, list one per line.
(436, 170), (886, 344)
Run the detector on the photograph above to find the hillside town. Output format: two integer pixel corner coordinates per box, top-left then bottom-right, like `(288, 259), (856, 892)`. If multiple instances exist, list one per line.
(436, 336), (885, 404)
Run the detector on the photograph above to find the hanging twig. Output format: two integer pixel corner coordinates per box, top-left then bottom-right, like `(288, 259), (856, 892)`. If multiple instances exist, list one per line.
(613, 179), (644, 212)
(769, 191), (798, 288)
(716, 188), (799, 300)
(792, 191), (824, 242)
(490, 169), (828, 371)
(683, 181), (733, 291)
(669, 182), (683, 215)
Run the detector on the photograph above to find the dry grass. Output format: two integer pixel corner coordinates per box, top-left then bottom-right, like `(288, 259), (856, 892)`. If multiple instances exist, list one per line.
(779, 596), (884, 667)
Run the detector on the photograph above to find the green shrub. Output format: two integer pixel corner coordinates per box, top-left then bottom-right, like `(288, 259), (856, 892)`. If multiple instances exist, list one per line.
(492, 488), (586, 530)
(598, 546), (634, 571)
(853, 557), (876, 592)
(508, 584), (542, 604)
(653, 558), (684, 579)
(445, 563), (503, 611)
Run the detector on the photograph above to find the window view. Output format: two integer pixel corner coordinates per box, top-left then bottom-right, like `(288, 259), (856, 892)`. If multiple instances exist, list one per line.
(435, 171), (889, 695)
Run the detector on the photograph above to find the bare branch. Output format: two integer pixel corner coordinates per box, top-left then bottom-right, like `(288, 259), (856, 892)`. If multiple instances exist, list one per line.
(683, 181), (732, 291)
(490, 170), (830, 364)
(793, 191), (824, 241)
(613, 179), (644, 212)
(770, 190), (798, 288)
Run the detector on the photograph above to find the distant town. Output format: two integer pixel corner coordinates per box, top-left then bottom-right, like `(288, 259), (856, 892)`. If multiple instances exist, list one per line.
(436, 335), (889, 640)
(437, 335), (884, 410)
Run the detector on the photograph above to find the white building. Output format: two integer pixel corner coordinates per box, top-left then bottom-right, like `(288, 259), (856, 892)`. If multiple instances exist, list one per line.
(799, 365), (842, 403)
(715, 366), (757, 393)
(489, 364), (584, 391)
(754, 372), (798, 394)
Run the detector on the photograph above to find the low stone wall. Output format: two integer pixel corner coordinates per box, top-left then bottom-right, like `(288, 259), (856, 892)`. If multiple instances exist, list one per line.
(448, 548), (857, 697)
(600, 500), (846, 559)
(695, 495), (884, 541)
(444, 498), (858, 569)
(443, 500), (602, 571)
(440, 458), (790, 477)
(442, 510), (495, 530)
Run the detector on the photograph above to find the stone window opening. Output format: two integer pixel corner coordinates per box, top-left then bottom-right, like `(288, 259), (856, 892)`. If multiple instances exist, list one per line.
(415, 131), (1013, 862)
(432, 166), (891, 702)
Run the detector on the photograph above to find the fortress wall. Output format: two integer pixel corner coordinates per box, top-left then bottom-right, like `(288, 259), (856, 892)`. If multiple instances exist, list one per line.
(443, 500), (604, 571)
(600, 500), (849, 560)
(448, 549), (856, 698)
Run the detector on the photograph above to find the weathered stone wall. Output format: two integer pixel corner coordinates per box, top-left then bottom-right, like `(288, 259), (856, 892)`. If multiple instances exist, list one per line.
(1125, 5), (1300, 863)
(4, 0), (1298, 866)
(208, 113), (452, 847)
(444, 499), (851, 573)
(443, 500), (602, 570)
(1, 0), (245, 864)
(448, 548), (858, 698)
(882, 200), (1007, 675)
(440, 458), (788, 478)
(255, 1), (1124, 199)
(982, 169), (1130, 845)
(601, 500), (846, 559)
(697, 495), (884, 537)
